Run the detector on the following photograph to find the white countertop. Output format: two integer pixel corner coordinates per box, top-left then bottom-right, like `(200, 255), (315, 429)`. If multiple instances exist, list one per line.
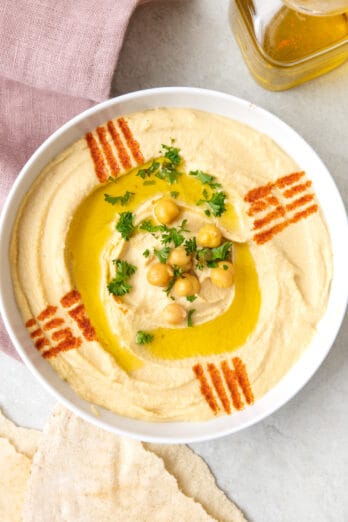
(1, 1), (347, 521)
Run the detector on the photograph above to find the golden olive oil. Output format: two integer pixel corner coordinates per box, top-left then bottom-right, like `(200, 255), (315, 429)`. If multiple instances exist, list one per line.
(231, 0), (348, 90)
(66, 166), (261, 367)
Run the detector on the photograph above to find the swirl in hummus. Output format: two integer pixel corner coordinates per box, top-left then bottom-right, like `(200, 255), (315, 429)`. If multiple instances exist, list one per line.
(10, 109), (332, 421)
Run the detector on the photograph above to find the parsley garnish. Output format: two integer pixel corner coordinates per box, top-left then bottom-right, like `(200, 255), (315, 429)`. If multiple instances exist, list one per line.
(184, 237), (197, 255)
(143, 180), (156, 186)
(187, 309), (196, 327)
(139, 220), (165, 234)
(139, 220), (189, 247)
(196, 248), (211, 270)
(155, 164), (181, 185)
(154, 246), (170, 264)
(116, 211), (135, 240)
(189, 170), (222, 189)
(107, 260), (137, 296)
(136, 331), (154, 344)
(104, 191), (134, 206)
(165, 265), (184, 296)
(186, 295), (197, 302)
(170, 191), (179, 199)
(195, 241), (232, 270)
(143, 249), (150, 258)
(161, 220), (189, 247)
(197, 191), (227, 217)
(160, 144), (181, 166)
(161, 228), (185, 247)
(206, 191), (227, 217)
(108, 175), (118, 183)
(210, 241), (232, 262)
(135, 144), (182, 186)
(136, 161), (160, 179)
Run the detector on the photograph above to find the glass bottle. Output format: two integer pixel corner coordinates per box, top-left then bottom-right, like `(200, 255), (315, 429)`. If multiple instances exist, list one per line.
(230, 0), (348, 90)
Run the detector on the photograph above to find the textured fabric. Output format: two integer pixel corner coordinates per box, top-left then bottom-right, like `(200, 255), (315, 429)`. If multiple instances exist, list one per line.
(0, 0), (141, 359)
(0, 0), (138, 101)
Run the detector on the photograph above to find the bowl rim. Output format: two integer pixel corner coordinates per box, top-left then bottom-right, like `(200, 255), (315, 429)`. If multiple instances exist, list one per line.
(0, 86), (347, 443)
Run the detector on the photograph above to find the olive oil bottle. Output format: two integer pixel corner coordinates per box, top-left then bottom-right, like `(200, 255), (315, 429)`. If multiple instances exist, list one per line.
(231, 0), (348, 90)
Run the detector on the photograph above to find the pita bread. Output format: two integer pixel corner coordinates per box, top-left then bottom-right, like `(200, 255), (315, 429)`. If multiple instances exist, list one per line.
(22, 406), (217, 521)
(0, 437), (32, 522)
(0, 409), (41, 458)
(0, 406), (246, 522)
(147, 443), (246, 522)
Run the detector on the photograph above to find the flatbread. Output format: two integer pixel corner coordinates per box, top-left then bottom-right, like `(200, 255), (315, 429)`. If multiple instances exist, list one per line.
(0, 437), (32, 522)
(22, 406), (217, 521)
(0, 409), (41, 458)
(147, 443), (246, 522)
(0, 406), (246, 522)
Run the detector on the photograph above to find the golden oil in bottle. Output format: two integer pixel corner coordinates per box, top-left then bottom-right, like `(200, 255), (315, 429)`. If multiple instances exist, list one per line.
(230, 0), (348, 90)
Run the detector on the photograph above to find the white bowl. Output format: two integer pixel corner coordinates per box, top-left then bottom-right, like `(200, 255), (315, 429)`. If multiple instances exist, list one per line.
(0, 87), (347, 443)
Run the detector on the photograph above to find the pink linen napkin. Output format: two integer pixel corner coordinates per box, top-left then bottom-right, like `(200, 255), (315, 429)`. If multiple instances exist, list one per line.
(0, 0), (142, 360)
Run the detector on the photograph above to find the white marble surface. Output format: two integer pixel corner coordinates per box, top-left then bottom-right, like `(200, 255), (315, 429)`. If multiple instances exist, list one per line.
(1, 1), (347, 521)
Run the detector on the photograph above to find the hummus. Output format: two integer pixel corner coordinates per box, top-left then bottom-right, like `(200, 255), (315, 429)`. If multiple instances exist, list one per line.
(10, 108), (332, 421)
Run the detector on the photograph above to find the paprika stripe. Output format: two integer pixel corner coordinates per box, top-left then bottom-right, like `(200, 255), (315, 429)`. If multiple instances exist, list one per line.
(232, 357), (254, 405)
(193, 364), (219, 414)
(221, 360), (244, 410)
(85, 132), (108, 182)
(107, 120), (132, 170)
(207, 363), (231, 414)
(283, 180), (312, 198)
(61, 290), (81, 308)
(117, 117), (144, 164)
(96, 126), (120, 175)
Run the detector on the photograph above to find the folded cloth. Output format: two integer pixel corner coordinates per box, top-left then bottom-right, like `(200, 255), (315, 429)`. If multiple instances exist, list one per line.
(0, 0), (142, 360)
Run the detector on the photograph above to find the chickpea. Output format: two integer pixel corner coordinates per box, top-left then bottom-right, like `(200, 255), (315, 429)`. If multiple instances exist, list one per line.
(147, 263), (173, 287)
(168, 246), (192, 271)
(162, 303), (187, 325)
(173, 273), (200, 297)
(210, 261), (234, 288)
(197, 224), (222, 248)
(154, 198), (180, 225)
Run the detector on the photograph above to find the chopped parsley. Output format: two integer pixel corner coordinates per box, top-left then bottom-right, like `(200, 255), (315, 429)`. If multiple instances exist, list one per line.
(210, 241), (232, 262)
(186, 295), (197, 302)
(170, 191), (179, 199)
(161, 226), (185, 247)
(154, 246), (170, 264)
(162, 220), (189, 247)
(107, 260), (137, 296)
(184, 237), (197, 255)
(136, 161), (160, 179)
(135, 143), (182, 186)
(139, 220), (165, 234)
(160, 144), (181, 166)
(187, 309), (196, 327)
(139, 220), (189, 248)
(104, 191), (134, 206)
(196, 241), (232, 269)
(197, 190), (227, 217)
(165, 265), (184, 296)
(136, 331), (154, 345)
(189, 170), (222, 189)
(196, 248), (211, 270)
(142, 249), (150, 258)
(116, 211), (135, 240)
(155, 164), (181, 185)
(206, 191), (227, 217)
(108, 175), (118, 183)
